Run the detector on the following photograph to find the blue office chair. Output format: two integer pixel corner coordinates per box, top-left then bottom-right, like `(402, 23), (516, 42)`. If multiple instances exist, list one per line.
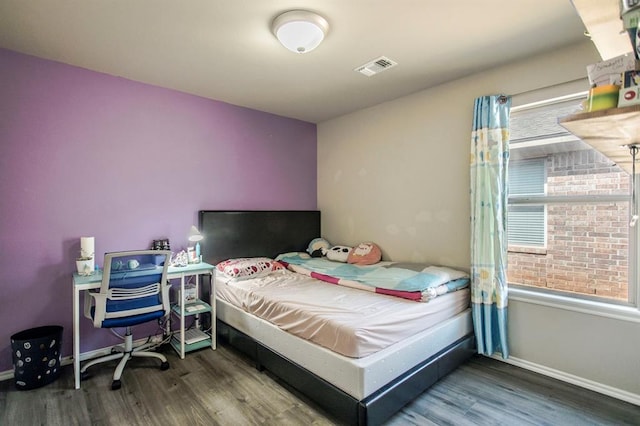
(81, 250), (172, 390)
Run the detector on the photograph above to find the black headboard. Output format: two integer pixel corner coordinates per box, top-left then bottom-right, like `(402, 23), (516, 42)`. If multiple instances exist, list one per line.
(198, 210), (321, 265)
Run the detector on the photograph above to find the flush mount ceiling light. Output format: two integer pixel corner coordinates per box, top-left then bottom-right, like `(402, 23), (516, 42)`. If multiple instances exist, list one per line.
(272, 10), (328, 54)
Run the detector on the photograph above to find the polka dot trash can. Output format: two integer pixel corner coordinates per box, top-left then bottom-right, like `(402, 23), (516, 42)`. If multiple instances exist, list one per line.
(11, 325), (63, 390)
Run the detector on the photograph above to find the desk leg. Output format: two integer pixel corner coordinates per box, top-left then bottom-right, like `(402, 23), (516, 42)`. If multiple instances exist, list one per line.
(180, 274), (185, 359)
(194, 274), (200, 330)
(73, 285), (81, 389)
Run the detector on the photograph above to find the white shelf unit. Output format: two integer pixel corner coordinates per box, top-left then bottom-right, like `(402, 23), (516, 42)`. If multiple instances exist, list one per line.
(168, 263), (216, 359)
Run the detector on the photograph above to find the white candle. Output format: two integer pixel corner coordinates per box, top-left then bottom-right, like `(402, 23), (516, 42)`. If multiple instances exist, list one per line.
(80, 237), (95, 259)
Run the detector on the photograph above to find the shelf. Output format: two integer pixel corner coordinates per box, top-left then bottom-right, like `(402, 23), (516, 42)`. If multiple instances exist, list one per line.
(171, 300), (211, 316)
(559, 105), (640, 174)
(168, 265), (215, 359)
(170, 335), (212, 353)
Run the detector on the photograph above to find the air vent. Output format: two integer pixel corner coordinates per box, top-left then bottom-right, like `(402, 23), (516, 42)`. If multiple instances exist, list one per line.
(354, 56), (398, 76)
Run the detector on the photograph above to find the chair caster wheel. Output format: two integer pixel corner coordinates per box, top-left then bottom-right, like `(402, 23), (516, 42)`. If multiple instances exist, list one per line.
(160, 361), (170, 371)
(111, 380), (121, 390)
(80, 371), (89, 381)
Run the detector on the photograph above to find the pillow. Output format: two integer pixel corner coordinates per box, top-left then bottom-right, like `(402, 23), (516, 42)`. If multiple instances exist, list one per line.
(383, 262), (427, 272)
(421, 265), (468, 280)
(326, 245), (352, 262)
(347, 242), (382, 265)
(307, 237), (331, 258)
(276, 252), (311, 260)
(216, 257), (284, 279)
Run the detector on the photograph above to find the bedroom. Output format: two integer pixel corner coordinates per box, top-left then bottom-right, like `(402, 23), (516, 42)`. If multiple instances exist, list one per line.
(0, 0), (639, 424)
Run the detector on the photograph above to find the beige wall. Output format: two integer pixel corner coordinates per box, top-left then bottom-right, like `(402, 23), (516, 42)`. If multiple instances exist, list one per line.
(318, 41), (598, 267)
(318, 40), (640, 402)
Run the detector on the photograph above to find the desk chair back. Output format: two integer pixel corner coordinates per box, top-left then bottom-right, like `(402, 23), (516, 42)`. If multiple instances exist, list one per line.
(87, 250), (171, 328)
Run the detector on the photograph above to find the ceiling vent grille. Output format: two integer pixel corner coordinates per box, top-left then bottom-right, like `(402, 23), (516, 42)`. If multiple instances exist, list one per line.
(354, 56), (398, 76)
(354, 56), (398, 77)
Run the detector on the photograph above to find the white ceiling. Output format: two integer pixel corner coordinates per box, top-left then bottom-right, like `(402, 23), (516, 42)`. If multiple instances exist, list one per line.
(0, 1), (607, 123)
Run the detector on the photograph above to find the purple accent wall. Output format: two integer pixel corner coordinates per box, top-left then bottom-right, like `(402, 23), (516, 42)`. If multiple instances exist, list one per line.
(0, 49), (317, 373)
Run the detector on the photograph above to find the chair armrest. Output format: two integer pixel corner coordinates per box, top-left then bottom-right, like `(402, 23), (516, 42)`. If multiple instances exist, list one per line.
(84, 291), (107, 328)
(161, 282), (172, 315)
(83, 290), (95, 320)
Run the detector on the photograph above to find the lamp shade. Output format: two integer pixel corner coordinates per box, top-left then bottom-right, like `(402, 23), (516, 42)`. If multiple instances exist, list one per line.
(188, 225), (203, 242)
(272, 10), (328, 54)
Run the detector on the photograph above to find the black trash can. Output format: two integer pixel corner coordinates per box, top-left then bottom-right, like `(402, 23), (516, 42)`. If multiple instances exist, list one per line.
(11, 325), (63, 390)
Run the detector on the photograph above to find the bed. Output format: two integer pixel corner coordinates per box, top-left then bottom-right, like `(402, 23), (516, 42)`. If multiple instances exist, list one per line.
(199, 210), (475, 426)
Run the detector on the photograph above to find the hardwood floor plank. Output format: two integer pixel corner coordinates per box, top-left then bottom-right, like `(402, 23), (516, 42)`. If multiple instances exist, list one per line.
(0, 344), (638, 426)
(397, 357), (640, 426)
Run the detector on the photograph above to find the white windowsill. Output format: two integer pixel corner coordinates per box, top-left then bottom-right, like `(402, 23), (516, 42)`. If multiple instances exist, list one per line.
(509, 287), (640, 323)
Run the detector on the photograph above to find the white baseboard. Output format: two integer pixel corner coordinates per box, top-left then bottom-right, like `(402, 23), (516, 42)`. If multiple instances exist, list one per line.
(490, 354), (640, 407)
(0, 336), (165, 383)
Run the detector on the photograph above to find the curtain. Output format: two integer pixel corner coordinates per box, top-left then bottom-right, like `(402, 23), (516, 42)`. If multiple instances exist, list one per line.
(469, 95), (511, 358)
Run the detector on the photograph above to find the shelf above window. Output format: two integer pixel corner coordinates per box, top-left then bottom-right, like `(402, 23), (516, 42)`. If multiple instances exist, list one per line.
(559, 105), (640, 175)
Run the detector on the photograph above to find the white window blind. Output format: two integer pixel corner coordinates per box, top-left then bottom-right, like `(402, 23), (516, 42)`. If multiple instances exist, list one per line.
(508, 205), (545, 246)
(510, 158), (545, 195)
(508, 158), (545, 246)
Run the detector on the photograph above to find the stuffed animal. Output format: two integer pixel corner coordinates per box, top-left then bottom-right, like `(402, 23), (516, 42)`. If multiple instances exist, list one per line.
(347, 242), (382, 265)
(307, 237), (331, 257)
(326, 245), (352, 262)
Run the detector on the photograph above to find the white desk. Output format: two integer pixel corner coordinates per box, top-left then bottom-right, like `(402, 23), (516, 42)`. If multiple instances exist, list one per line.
(72, 262), (215, 389)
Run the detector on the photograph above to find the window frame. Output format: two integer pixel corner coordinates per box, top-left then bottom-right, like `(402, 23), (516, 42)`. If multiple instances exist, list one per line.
(508, 91), (639, 312)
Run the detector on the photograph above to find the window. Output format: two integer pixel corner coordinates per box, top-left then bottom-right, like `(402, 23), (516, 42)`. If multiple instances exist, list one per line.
(507, 94), (634, 305)
(508, 158), (546, 247)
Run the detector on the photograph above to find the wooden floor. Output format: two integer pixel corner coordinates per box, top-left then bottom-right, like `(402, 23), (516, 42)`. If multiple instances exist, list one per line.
(1, 342), (638, 426)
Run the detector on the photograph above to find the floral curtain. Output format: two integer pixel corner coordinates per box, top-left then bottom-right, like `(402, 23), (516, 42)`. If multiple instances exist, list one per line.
(469, 95), (511, 358)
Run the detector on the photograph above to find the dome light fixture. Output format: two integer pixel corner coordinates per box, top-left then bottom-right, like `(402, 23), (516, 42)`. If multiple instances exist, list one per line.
(272, 10), (328, 54)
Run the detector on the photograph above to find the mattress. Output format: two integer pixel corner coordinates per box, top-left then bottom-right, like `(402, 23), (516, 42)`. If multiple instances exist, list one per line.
(216, 296), (473, 400)
(215, 269), (470, 358)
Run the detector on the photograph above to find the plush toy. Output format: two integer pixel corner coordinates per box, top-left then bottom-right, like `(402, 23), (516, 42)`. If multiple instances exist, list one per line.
(307, 237), (331, 258)
(326, 245), (352, 262)
(347, 242), (382, 265)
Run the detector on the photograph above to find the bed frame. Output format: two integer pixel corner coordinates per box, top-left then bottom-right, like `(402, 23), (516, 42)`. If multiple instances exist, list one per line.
(199, 210), (475, 426)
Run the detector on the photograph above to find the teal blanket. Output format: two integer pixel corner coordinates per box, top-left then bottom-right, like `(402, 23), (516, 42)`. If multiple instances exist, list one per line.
(276, 253), (469, 302)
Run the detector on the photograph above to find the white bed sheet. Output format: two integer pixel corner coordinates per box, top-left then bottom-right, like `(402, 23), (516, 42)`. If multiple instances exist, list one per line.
(216, 270), (469, 358)
(216, 297), (473, 400)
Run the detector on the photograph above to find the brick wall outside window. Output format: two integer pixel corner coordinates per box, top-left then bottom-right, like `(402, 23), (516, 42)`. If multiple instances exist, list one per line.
(507, 150), (630, 300)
